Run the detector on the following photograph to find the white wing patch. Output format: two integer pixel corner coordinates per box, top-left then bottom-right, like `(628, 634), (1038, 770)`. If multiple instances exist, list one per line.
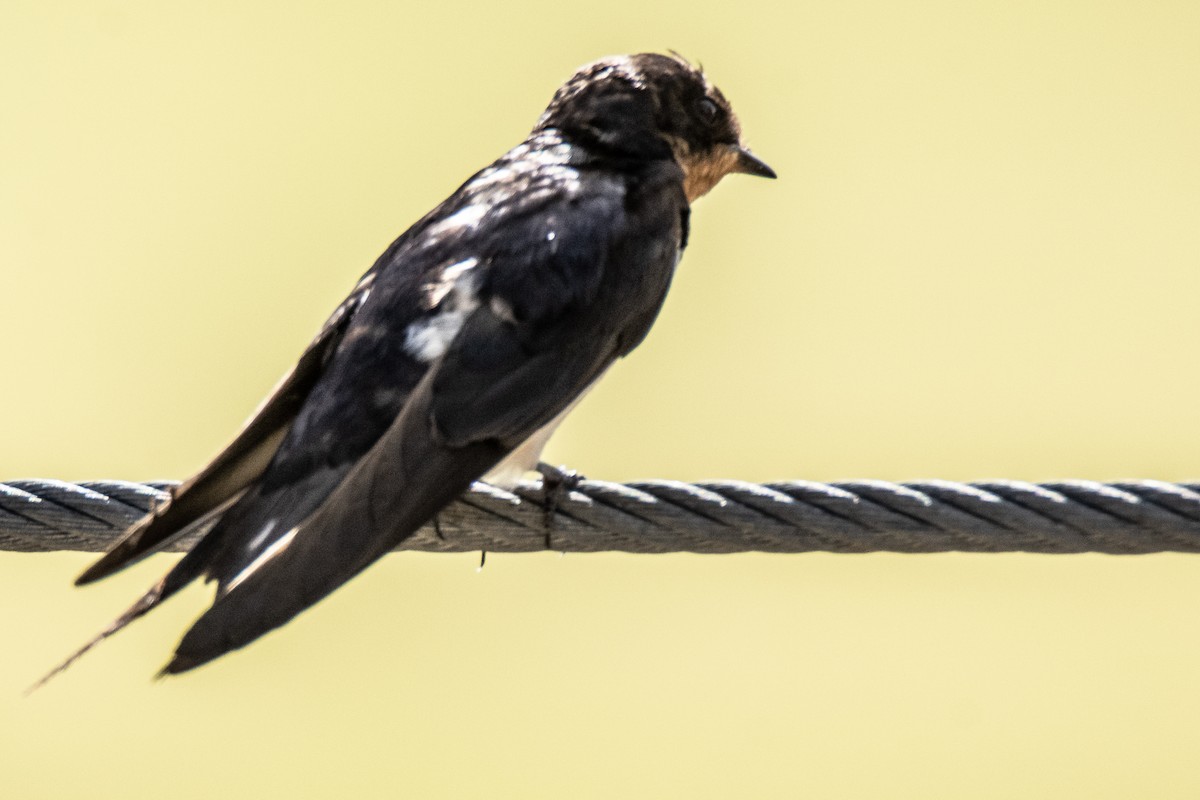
(405, 257), (481, 363)
(405, 309), (471, 362)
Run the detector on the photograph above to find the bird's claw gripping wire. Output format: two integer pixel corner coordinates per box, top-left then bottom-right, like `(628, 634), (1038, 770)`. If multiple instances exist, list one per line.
(536, 462), (583, 547)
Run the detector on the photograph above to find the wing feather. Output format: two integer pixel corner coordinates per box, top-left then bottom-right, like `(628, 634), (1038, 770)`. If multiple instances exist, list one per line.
(161, 176), (653, 672)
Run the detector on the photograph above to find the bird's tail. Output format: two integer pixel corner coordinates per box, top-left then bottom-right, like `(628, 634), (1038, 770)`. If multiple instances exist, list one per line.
(28, 535), (217, 693)
(26, 583), (167, 694)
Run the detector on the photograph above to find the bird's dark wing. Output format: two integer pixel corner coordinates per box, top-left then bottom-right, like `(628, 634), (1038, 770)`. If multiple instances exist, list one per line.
(161, 166), (685, 673)
(75, 167), (499, 591)
(75, 277), (373, 585)
(35, 271), (380, 690)
(175, 159), (634, 600)
(37, 209), (459, 688)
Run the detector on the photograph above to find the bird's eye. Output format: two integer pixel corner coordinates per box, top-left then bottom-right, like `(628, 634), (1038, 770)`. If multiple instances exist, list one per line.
(696, 97), (720, 124)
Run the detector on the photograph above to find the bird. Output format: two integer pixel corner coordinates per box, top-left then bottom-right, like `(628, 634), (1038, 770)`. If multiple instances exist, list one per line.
(37, 52), (775, 685)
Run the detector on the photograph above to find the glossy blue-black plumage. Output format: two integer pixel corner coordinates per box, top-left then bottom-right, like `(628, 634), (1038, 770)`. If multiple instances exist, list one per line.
(48, 53), (771, 681)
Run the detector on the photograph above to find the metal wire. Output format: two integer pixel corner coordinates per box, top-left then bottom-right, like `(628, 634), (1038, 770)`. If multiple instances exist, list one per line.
(2, 478), (1199, 555)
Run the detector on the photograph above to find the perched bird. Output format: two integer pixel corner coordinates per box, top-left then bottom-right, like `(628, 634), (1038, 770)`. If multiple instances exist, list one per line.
(41, 52), (774, 683)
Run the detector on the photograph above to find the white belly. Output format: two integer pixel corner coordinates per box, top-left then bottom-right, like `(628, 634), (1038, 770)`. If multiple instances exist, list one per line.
(482, 369), (607, 488)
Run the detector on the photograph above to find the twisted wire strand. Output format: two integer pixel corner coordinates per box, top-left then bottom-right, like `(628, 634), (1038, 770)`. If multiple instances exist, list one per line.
(2, 478), (1199, 555)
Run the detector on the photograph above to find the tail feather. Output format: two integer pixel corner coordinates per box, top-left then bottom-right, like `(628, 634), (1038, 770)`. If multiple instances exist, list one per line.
(30, 524), (224, 692)
(28, 582), (168, 694)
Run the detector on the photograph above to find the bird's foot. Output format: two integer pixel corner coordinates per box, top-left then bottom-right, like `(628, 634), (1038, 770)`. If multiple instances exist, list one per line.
(536, 461), (583, 547)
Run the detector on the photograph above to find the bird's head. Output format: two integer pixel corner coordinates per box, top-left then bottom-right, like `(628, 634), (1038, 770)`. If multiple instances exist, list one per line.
(536, 53), (775, 202)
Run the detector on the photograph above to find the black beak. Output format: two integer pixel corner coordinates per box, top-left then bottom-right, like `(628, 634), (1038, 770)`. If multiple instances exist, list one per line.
(733, 146), (776, 179)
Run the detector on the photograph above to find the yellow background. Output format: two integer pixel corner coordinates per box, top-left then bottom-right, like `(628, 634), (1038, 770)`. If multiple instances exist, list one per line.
(3, 1), (1200, 797)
